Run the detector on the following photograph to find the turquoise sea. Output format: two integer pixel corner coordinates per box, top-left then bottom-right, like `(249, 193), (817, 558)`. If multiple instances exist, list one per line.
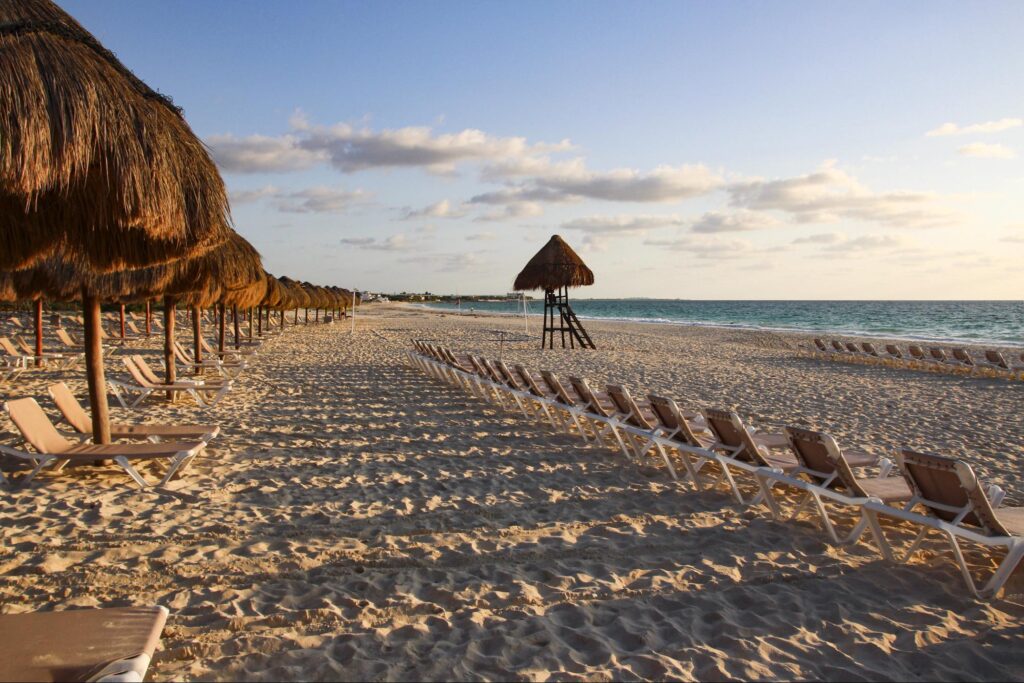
(417, 300), (1024, 347)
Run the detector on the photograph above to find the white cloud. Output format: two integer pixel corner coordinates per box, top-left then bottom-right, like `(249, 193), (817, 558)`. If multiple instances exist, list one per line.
(690, 210), (781, 233)
(472, 201), (544, 222)
(926, 118), (1022, 137)
(465, 232), (497, 241)
(340, 234), (410, 251)
(792, 231), (847, 245)
(644, 235), (756, 260)
(727, 161), (958, 229)
(561, 214), (686, 234)
(209, 113), (571, 175)
(1001, 234), (1024, 244)
(208, 134), (324, 173)
(823, 234), (908, 252)
(958, 142), (1016, 159)
(231, 185), (368, 213)
(401, 199), (467, 220)
(399, 252), (489, 272)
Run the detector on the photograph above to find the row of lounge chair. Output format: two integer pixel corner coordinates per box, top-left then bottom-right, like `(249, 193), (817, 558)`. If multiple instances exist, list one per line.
(811, 338), (1024, 380)
(408, 340), (1024, 600)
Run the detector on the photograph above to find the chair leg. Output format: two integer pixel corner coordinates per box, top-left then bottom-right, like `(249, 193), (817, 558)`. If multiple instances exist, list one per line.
(113, 456), (150, 488)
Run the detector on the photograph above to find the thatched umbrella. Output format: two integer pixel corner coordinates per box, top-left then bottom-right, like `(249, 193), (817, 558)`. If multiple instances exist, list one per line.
(259, 272), (284, 335)
(0, 0), (232, 442)
(0, 0), (229, 271)
(172, 231), (263, 369)
(513, 235), (595, 349)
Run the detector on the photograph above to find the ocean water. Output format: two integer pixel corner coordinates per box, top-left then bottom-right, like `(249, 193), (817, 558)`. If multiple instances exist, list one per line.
(418, 299), (1024, 347)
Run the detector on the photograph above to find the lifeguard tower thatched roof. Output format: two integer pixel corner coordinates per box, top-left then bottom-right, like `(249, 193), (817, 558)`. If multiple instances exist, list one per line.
(513, 235), (594, 292)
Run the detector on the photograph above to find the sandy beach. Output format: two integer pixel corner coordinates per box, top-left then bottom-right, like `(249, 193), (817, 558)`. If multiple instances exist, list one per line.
(1, 303), (1023, 681)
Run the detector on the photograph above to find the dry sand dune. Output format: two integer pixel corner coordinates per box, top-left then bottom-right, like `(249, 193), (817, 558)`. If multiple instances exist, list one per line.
(1, 304), (1022, 681)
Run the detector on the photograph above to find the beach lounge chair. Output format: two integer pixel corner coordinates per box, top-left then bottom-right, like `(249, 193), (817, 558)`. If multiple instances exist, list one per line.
(813, 338), (830, 355)
(0, 605), (169, 683)
(200, 336), (258, 360)
(604, 384), (679, 479)
(0, 336), (32, 369)
(567, 376), (633, 454)
(860, 342), (883, 362)
(512, 364), (570, 432)
(863, 449), (1024, 599)
(700, 408), (804, 508)
(1, 356), (25, 385)
(487, 359), (552, 425)
(885, 344), (906, 365)
(646, 394), (718, 487)
(173, 341), (246, 378)
(48, 382), (220, 443)
(536, 370), (602, 441)
(777, 426), (912, 545)
(949, 347), (982, 375)
(908, 345), (940, 370)
(13, 335), (67, 367)
(830, 340), (846, 355)
(981, 350), (1024, 380)
(928, 347), (956, 369)
(109, 356), (231, 409)
(2, 398), (208, 487)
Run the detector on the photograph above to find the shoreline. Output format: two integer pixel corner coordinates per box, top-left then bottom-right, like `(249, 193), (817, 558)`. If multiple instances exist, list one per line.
(399, 302), (1024, 351)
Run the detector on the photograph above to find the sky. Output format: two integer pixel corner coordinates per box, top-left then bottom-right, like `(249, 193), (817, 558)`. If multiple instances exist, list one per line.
(62, 0), (1024, 299)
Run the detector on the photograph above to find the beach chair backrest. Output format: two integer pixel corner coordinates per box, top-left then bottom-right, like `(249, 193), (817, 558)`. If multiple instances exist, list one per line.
(122, 357), (155, 388)
(14, 336), (34, 355)
(814, 338), (828, 352)
(929, 347), (946, 361)
(568, 376), (613, 417)
(56, 328), (77, 348)
(127, 321), (143, 336)
(897, 449), (1007, 536)
(492, 360), (522, 390)
(514, 365), (546, 397)
(951, 348), (973, 365)
(647, 395), (705, 447)
(702, 408), (768, 465)
(831, 340), (844, 352)
(861, 342), (879, 356)
(984, 350), (1008, 368)
(172, 342), (193, 366)
(47, 382), (92, 434)
(8, 317), (23, 328)
(5, 398), (72, 454)
(541, 371), (577, 406)
(0, 337), (22, 357)
(468, 355), (490, 379)
(785, 426), (862, 491)
(133, 355), (164, 384)
(478, 357), (505, 384)
(885, 344), (902, 358)
(200, 337), (216, 355)
(606, 385), (654, 429)
(908, 345), (926, 360)
(845, 342), (860, 354)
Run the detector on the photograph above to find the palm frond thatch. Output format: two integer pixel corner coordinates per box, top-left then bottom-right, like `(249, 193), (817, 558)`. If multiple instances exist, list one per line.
(513, 235), (594, 292)
(0, 0), (231, 270)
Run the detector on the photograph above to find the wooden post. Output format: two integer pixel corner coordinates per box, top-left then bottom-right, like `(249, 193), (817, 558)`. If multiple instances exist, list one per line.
(82, 290), (111, 444)
(294, 308), (299, 325)
(218, 302), (227, 355)
(304, 307), (309, 325)
(164, 297), (177, 401)
(34, 298), (43, 368)
(249, 307), (254, 340)
(233, 305), (240, 349)
(145, 300), (152, 336)
(191, 305), (203, 376)
(119, 303), (126, 339)
(280, 308), (285, 330)
(257, 305), (263, 337)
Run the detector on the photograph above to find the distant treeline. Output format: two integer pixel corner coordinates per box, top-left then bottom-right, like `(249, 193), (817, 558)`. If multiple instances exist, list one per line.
(385, 293), (536, 303)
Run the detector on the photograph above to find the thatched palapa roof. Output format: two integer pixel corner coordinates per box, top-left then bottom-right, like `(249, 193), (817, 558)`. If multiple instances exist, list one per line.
(513, 235), (594, 292)
(0, 0), (231, 271)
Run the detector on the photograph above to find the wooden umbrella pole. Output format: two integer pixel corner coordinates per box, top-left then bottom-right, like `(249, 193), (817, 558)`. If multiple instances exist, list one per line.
(218, 303), (227, 354)
(164, 296), (177, 401)
(145, 300), (152, 336)
(233, 305), (240, 350)
(280, 308), (285, 330)
(257, 305), (263, 336)
(119, 304), (126, 339)
(249, 307), (254, 340)
(82, 289), (111, 444)
(34, 298), (43, 368)
(191, 305), (203, 376)
(294, 308), (299, 325)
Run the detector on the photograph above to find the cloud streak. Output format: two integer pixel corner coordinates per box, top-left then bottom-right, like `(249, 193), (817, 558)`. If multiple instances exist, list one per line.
(958, 142), (1016, 159)
(926, 118), (1022, 137)
(727, 161), (958, 229)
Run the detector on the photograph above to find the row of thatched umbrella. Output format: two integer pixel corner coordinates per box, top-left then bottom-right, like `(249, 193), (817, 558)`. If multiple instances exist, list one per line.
(0, 0), (359, 443)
